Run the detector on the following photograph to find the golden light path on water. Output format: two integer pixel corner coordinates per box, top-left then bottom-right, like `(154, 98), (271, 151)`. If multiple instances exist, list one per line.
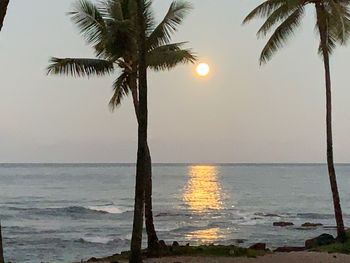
(185, 228), (223, 243)
(183, 165), (224, 242)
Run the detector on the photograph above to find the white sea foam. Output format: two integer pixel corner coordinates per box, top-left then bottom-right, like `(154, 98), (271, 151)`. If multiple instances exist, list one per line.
(82, 236), (114, 244)
(87, 205), (124, 214)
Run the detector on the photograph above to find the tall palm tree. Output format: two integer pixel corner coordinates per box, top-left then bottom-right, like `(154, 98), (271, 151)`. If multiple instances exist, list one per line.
(0, 0), (9, 32)
(0, 1), (10, 261)
(47, 0), (195, 254)
(131, 0), (148, 260)
(243, 0), (350, 241)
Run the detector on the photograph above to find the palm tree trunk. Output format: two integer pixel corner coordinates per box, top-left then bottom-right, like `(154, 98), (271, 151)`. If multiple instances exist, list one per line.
(0, 0), (9, 32)
(144, 144), (159, 253)
(0, 223), (4, 263)
(129, 73), (139, 120)
(129, 70), (159, 253)
(130, 0), (148, 261)
(316, 3), (346, 242)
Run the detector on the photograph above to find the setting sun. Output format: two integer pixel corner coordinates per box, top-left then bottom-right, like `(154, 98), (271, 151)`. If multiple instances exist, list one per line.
(196, 63), (210, 77)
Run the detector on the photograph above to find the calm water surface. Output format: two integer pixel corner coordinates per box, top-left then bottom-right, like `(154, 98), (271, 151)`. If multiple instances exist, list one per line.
(1, 163), (350, 262)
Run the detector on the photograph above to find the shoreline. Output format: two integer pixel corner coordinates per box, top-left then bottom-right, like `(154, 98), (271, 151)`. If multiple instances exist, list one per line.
(79, 252), (350, 263)
(77, 231), (350, 263)
(142, 253), (350, 263)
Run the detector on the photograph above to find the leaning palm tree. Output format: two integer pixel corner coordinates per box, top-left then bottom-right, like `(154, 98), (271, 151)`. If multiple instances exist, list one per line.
(0, 0), (9, 32)
(243, 0), (350, 241)
(0, 1), (10, 261)
(47, 0), (195, 254)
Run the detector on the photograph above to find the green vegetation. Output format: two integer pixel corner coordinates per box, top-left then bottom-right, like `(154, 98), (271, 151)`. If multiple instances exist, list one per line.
(151, 244), (258, 258)
(81, 244), (261, 262)
(312, 230), (350, 254)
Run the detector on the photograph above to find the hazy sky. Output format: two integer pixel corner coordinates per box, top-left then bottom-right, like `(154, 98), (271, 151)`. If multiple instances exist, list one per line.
(1, 0), (350, 163)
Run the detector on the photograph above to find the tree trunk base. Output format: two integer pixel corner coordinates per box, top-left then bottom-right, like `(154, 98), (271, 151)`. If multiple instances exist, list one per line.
(337, 232), (347, 243)
(147, 240), (160, 256)
(0, 224), (5, 263)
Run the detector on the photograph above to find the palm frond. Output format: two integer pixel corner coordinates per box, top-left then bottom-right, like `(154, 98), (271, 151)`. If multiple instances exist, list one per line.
(147, 1), (192, 50)
(104, 0), (124, 21)
(315, 5), (336, 55)
(47, 57), (114, 77)
(327, 0), (350, 44)
(69, 0), (107, 54)
(143, 0), (156, 36)
(257, 0), (300, 37)
(95, 0), (137, 60)
(0, 0), (9, 32)
(259, 6), (305, 64)
(109, 71), (130, 110)
(243, 0), (286, 24)
(147, 42), (196, 71)
(317, 34), (337, 55)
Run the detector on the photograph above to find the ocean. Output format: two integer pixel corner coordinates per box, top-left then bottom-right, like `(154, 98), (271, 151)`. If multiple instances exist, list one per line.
(1, 163), (350, 262)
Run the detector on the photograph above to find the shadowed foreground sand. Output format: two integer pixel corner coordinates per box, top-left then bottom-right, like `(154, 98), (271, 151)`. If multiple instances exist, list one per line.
(140, 252), (350, 263)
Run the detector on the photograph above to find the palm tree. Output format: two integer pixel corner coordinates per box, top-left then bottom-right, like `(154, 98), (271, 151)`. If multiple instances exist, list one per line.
(0, 1), (10, 261)
(131, 0), (148, 260)
(47, 0), (195, 254)
(243, 0), (350, 241)
(0, 0), (9, 32)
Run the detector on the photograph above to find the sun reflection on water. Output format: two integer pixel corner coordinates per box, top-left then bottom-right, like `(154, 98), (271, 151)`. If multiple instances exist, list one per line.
(183, 165), (223, 212)
(183, 165), (224, 243)
(185, 227), (223, 242)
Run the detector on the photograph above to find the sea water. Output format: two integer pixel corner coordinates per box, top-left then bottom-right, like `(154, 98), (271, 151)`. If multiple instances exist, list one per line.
(1, 163), (350, 262)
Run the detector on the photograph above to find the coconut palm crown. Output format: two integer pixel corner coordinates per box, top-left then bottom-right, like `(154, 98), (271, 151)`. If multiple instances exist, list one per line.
(243, 0), (350, 64)
(47, 0), (196, 111)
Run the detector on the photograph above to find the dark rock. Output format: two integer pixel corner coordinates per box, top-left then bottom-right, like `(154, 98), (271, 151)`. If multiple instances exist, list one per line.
(120, 250), (130, 256)
(87, 257), (98, 262)
(159, 240), (167, 249)
(302, 222), (323, 227)
(273, 221), (294, 227)
(323, 225), (337, 229)
(255, 212), (280, 217)
(236, 239), (245, 244)
(274, 246), (306, 252)
(186, 243), (190, 247)
(305, 233), (335, 249)
(249, 243), (266, 250)
(172, 241), (180, 247)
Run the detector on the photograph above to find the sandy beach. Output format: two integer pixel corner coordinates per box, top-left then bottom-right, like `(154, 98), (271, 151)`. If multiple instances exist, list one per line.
(88, 252), (350, 263)
(142, 252), (350, 263)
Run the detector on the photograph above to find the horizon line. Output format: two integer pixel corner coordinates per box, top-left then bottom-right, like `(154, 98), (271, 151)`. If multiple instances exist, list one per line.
(1, 162), (350, 165)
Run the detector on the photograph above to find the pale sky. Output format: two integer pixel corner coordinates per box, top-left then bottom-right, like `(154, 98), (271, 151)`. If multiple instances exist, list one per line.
(1, 0), (350, 163)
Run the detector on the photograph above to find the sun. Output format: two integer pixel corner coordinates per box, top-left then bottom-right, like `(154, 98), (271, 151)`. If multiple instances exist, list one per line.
(196, 63), (210, 77)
